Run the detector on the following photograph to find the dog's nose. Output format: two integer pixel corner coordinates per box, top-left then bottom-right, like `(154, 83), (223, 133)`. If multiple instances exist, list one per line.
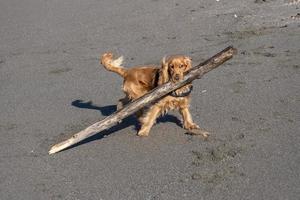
(175, 74), (180, 80)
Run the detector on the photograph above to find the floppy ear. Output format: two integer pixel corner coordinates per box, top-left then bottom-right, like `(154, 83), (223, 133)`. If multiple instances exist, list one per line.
(184, 56), (192, 71)
(158, 56), (169, 85)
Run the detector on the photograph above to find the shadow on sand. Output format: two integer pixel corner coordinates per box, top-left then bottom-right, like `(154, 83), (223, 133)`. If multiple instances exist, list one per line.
(61, 99), (182, 152)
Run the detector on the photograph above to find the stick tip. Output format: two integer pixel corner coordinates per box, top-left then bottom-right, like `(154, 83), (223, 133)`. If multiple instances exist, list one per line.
(48, 139), (72, 155)
(48, 144), (63, 155)
(48, 148), (57, 155)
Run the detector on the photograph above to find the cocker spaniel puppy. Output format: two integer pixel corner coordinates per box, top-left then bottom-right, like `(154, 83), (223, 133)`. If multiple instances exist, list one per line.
(101, 53), (208, 137)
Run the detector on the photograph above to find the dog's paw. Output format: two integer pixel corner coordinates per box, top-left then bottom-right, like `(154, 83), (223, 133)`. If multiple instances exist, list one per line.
(184, 123), (210, 138)
(137, 129), (149, 137)
(184, 122), (200, 130)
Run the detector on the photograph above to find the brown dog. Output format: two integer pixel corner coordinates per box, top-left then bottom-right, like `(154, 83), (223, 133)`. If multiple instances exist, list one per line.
(101, 53), (208, 137)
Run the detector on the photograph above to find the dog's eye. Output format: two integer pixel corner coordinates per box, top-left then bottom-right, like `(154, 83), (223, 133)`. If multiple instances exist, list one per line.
(169, 64), (174, 69)
(180, 64), (184, 68)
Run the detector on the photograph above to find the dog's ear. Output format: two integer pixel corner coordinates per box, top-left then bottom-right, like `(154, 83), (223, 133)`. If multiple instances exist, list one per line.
(158, 56), (169, 85)
(162, 56), (168, 69)
(183, 56), (192, 71)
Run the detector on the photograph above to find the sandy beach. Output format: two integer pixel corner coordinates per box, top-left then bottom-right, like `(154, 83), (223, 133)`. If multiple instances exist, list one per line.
(0, 0), (299, 199)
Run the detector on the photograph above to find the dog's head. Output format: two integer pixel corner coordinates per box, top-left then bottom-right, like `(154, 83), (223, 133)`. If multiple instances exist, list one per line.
(162, 55), (192, 83)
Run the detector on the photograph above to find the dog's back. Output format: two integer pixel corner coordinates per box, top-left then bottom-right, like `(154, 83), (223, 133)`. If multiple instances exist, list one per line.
(101, 52), (160, 100)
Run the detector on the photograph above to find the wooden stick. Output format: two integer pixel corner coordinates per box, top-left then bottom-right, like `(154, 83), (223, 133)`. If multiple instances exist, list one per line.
(49, 46), (237, 154)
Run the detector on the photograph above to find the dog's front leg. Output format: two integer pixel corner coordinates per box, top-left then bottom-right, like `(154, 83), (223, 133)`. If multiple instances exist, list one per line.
(179, 107), (209, 138)
(180, 107), (199, 129)
(137, 105), (161, 136)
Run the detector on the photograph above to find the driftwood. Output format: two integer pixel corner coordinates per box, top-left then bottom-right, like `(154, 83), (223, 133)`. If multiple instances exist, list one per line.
(49, 46), (237, 154)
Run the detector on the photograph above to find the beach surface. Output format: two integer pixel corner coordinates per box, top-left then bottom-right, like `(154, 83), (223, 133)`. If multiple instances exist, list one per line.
(0, 0), (299, 199)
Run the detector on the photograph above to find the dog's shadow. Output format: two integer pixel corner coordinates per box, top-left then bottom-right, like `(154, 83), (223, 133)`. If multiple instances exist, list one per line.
(68, 99), (182, 146)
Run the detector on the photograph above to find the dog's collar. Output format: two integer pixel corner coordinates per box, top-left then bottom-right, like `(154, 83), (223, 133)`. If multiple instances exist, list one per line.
(170, 85), (193, 97)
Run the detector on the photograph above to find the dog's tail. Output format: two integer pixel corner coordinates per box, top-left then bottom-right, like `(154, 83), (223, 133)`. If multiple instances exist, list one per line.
(100, 52), (127, 77)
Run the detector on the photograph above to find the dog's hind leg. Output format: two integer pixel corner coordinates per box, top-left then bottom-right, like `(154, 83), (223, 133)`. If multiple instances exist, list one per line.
(117, 96), (131, 111)
(116, 96), (131, 124)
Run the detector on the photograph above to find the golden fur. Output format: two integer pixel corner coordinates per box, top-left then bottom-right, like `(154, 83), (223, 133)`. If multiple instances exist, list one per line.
(101, 52), (208, 137)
